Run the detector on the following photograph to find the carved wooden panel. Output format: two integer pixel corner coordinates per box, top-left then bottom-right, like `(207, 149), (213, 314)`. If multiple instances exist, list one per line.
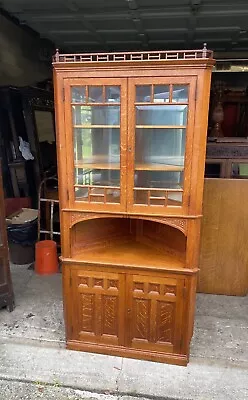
(126, 274), (183, 353)
(206, 143), (248, 159)
(69, 212), (125, 228)
(68, 211), (188, 236)
(71, 269), (125, 346)
(141, 217), (188, 235)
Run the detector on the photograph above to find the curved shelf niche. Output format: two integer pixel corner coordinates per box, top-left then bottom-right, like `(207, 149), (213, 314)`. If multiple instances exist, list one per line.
(70, 217), (186, 269)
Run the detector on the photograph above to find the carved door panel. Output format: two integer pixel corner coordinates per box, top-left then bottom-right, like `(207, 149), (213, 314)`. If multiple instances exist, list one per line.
(126, 274), (184, 354)
(71, 269), (125, 346)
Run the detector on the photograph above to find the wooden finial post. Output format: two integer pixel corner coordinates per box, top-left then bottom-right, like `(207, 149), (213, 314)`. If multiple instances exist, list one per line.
(202, 42), (207, 58)
(55, 48), (60, 62)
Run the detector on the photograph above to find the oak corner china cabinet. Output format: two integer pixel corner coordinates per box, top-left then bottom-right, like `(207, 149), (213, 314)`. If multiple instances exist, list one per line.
(53, 46), (215, 366)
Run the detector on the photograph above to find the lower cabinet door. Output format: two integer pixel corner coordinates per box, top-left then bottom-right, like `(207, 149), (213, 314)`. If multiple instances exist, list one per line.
(126, 273), (184, 354)
(70, 269), (125, 346)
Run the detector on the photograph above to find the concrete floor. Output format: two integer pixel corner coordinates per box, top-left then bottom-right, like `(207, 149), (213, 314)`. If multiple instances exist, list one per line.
(0, 264), (247, 400)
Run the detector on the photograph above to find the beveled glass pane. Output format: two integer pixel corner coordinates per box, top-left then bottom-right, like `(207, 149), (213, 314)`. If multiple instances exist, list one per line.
(172, 85), (188, 103)
(134, 189), (182, 206)
(231, 163), (248, 178)
(135, 128), (186, 166)
(134, 189), (147, 205)
(134, 170), (184, 189)
(72, 106), (120, 126)
(106, 86), (120, 103)
(168, 192), (182, 204)
(136, 105), (187, 126)
(74, 128), (120, 166)
(75, 186), (120, 203)
(75, 186), (89, 201)
(136, 85), (152, 102)
(106, 188), (120, 203)
(154, 85), (170, 102)
(88, 86), (103, 103)
(150, 197), (167, 206)
(75, 168), (120, 187)
(71, 86), (86, 103)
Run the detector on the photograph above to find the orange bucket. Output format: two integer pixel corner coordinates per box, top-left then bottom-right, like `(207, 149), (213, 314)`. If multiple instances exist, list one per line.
(35, 240), (58, 275)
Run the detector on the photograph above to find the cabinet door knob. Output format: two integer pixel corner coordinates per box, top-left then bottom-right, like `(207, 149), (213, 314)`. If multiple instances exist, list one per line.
(128, 146), (132, 152)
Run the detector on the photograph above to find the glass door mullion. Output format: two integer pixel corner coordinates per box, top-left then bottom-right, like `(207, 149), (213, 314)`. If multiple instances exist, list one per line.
(64, 78), (128, 211)
(127, 77), (196, 214)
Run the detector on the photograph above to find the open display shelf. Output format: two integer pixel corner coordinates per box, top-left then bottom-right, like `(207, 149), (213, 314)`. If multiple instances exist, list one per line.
(72, 242), (184, 270)
(69, 218), (186, 270)
(53, 47), (214, 365)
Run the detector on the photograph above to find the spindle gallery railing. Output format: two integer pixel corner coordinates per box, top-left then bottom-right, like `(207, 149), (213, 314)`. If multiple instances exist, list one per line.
(53, 44), (213, 64)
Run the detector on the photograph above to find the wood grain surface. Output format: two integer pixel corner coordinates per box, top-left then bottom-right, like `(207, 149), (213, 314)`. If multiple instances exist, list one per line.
(198, 178), (248, 296)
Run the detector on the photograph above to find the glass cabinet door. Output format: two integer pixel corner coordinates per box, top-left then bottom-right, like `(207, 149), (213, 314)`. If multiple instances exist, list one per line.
(127, 77), (196, 213)
(64, 78), (127, 211)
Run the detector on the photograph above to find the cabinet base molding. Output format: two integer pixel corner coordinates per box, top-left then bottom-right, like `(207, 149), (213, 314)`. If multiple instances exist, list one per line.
(67, 340), (188, 366)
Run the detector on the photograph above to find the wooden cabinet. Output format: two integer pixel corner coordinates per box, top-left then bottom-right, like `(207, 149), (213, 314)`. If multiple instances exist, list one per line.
(0, 160), (14, 311)
(53, 47), (214, 365)
(205, 142), (248, 179)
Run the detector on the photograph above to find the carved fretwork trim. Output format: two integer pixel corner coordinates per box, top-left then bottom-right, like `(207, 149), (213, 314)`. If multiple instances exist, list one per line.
(139, 217), (187, 235)
(69, 212), (187, 234)
(207, 144), (248, 159)
(69, 212), (122, 228)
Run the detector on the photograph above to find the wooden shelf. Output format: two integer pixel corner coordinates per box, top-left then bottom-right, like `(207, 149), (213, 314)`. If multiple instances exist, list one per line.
(135, 102), (188, 106)
(73, 240), (184, 269)
(135, 163), (184, 171)
(75, 162), (183, 171)
(75, 162), (120, 170)
(136, 125), (186, 129)
(74, 125), (120, 129)
(71, 102), (120, 106)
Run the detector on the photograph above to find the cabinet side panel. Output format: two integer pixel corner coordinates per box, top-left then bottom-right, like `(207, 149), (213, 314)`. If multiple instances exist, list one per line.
(189, 68), (213, 215)
(53, 71), (67, 209)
